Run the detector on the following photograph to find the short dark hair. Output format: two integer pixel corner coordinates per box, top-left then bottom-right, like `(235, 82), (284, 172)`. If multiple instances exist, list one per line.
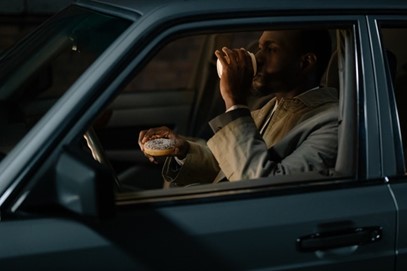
(297, 29), (332, 81)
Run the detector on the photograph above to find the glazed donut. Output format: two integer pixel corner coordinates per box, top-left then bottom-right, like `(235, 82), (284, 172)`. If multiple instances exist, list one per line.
(143, 138), (175, 156)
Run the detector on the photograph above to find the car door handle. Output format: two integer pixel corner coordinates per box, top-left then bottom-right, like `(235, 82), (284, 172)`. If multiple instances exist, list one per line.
(296, 226), (383, 252)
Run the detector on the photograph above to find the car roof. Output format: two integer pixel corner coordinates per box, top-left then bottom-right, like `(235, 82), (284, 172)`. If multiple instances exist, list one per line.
(76, 0), (407, 17)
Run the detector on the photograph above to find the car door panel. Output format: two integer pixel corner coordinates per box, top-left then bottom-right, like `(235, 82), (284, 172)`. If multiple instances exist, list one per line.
(0, 218), (144, 270)
(112, 183), (396, 270)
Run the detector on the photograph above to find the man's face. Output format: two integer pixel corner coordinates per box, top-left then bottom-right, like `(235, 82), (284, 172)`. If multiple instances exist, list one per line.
(252, 30), (303, 95)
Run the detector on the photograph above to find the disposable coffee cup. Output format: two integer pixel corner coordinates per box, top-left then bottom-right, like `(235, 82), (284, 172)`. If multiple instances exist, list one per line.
(216, 51), (257, 78)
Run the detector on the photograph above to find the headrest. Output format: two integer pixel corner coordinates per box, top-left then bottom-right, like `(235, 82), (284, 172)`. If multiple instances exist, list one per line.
(320, 49), (339, 90)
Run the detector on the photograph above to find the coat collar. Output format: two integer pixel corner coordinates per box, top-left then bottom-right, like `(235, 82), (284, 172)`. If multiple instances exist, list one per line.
(295, 86), (338, 107)
(251, 86), (338, 127)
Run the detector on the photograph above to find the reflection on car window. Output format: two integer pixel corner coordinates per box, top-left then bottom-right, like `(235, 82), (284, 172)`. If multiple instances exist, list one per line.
(0, 6), (131, 156)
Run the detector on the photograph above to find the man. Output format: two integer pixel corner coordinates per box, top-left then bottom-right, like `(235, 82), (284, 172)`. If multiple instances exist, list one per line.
(139, 29), (338, 186)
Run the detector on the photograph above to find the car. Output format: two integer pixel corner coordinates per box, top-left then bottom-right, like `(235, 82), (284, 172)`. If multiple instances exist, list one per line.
(0, 0), (406, 270)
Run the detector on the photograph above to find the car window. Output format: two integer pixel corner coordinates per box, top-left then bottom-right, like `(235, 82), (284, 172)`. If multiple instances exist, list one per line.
(0, 15), (360, 211)
(4, 17), (360, 216)
(379, 25), (407, 172)
(0, 20), (42, 54)
(0, 6), (131, 156)
(90, 24), (357, 196)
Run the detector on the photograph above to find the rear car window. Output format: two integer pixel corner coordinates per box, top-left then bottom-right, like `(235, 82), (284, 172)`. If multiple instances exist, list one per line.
(379, 25), (407, 172)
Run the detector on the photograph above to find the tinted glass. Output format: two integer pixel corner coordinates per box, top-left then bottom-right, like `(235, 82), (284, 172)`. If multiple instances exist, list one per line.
(0, 6), (131, 157)
(379, 26), (407, 171)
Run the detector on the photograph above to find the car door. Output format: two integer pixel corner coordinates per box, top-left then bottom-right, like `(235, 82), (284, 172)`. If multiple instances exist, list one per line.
(111, 183), (395, 270)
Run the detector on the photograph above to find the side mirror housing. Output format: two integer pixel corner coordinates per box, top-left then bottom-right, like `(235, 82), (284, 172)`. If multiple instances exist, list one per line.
(55, 147), (115, 218)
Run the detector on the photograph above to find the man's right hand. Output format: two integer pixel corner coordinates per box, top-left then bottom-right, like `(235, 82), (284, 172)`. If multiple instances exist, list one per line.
(138, 126), (189, 164)
(214, 47), (254, 110)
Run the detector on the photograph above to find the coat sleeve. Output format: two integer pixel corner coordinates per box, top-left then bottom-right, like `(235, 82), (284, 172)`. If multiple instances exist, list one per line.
(161, 108), (251, 186)
(161, 139), (220, 186)
(207, 107), (338, 181)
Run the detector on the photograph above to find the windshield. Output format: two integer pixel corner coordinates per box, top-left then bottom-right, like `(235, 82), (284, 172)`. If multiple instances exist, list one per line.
(0, 6), (131, 158)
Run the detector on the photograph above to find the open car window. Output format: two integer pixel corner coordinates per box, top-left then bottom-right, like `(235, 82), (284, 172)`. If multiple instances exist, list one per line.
(83, 24), (358, 200)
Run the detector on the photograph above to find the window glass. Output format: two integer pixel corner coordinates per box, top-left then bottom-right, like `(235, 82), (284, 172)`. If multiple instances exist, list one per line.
(0, 19), (43, 53)
(379, 26), (407, 169)
(0, 6), (131, 156)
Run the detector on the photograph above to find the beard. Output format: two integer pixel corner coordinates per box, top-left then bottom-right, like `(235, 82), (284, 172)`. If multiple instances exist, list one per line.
(251, 69), (298, 96)
(251, 73), (284, 96)
(251, 74), (270, 96)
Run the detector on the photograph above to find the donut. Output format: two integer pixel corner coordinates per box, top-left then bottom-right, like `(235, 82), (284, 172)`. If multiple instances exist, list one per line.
(143, 138), (175, 156)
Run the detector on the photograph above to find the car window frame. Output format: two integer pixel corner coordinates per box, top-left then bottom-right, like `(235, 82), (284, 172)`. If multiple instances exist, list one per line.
(101, 15), (367, 205)
(372, 16), (407, 177)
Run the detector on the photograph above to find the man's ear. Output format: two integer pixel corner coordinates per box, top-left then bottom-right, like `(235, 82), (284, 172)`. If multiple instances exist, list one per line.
(300, 53), (317, 71)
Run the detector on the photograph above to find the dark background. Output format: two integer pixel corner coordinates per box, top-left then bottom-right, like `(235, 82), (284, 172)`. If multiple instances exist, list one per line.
(0, 0), (73, 52)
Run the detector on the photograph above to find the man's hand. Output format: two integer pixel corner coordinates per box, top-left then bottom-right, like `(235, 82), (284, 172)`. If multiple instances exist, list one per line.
(138, 126), (189, 164)
(214, 47), (254, 110)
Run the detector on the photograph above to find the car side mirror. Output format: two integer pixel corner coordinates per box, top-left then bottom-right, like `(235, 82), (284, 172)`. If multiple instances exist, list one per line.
(55, 146), (115, 218)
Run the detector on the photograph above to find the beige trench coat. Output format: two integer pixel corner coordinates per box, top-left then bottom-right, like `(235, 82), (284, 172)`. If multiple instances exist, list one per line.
(162, 87), (339, 186)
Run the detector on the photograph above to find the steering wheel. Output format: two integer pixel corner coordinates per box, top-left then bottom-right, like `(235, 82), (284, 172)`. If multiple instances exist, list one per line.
(83, 127), (123, 192)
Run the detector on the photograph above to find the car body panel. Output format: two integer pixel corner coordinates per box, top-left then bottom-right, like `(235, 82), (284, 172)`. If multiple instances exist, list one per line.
(0, 218), (145, 270)
(146, 184), (396, 270)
